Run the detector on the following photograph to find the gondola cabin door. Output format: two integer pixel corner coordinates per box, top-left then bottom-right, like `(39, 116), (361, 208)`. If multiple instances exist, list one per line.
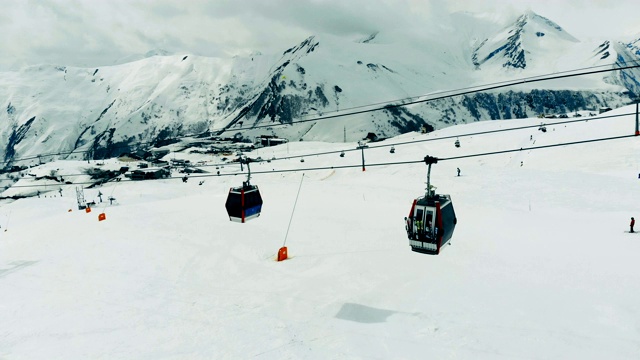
(408, 201), (439, 254)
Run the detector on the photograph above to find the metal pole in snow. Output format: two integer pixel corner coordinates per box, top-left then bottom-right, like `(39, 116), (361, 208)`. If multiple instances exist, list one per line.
(635, 100), (639, 136)
(5, 211), (11, 232)
(357, 141), (368, 171)
(282, 173), (304, 247)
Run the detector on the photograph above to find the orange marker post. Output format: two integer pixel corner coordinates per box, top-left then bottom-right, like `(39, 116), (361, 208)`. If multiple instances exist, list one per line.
(277, 247), (288, 262)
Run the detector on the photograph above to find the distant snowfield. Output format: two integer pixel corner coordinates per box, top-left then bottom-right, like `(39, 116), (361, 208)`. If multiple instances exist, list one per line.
(1, 106), (640, 359)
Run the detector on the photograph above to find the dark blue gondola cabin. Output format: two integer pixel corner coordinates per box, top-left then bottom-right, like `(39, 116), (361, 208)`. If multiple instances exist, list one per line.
(405, 194), (456, 255)
(225, 184), (263, 223)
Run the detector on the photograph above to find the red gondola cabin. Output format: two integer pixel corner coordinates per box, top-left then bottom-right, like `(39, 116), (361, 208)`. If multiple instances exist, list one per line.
(405, 193), (456, 255)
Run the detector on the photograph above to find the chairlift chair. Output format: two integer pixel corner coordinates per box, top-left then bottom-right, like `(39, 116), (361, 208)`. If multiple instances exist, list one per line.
(390, 146), (395, 154)
(454, 139), (460, 148)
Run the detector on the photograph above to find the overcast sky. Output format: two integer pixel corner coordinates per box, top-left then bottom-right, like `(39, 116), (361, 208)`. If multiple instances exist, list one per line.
(0, 0), (638, 70)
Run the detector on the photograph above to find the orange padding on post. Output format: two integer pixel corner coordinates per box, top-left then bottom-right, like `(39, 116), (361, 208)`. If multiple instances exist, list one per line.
(277, 247), (288, 262)
(85, 207), (91, 213)
(98, 213), (106, 221)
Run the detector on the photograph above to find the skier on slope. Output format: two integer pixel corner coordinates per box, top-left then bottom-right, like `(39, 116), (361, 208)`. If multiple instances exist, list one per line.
(630, 217), (635, 233)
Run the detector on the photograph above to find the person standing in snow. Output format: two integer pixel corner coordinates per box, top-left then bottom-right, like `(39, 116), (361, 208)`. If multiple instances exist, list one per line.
(631, 217), (635, 233)
(457, 168), (461, 176)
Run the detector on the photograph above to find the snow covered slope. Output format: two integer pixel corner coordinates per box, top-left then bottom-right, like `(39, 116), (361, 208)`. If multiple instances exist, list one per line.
(1, 104), (639, 358)
(0, 11), (638, 166)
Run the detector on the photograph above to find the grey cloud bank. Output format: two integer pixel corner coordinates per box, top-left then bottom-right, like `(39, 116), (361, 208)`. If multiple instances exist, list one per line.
(0, 0), (637, 70)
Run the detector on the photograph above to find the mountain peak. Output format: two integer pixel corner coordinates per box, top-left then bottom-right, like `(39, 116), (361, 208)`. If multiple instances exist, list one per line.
(521, 11), (578, 42)
(282, 36), (319, 57)
(144, 49), (172, 58)
(113, 49), (174, 65)
(472, 11), (579, 70)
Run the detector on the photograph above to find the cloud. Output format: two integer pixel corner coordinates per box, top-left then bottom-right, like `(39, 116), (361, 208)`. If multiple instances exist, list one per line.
(1, 0), (440, 68)
(0, 0), (637, 70)
(196, 0), (420, 46)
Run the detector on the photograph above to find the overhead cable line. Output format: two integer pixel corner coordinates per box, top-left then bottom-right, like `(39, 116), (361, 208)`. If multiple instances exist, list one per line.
(212, 63), (640, 133)
(3, 61), (639, 166)
(1, 109), (635, 181)
(181, 110), (638, 166)
(3, 132), (637, 189)
(219, 61), (640, 127)
(365, 111), (636, 150)
(437, 134), (637, 161)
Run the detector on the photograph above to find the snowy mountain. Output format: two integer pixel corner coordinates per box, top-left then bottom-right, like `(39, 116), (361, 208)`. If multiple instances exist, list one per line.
(472, 11), (579, 70)
(0, 11), (638, 167)
(593, 37), (640, 96)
